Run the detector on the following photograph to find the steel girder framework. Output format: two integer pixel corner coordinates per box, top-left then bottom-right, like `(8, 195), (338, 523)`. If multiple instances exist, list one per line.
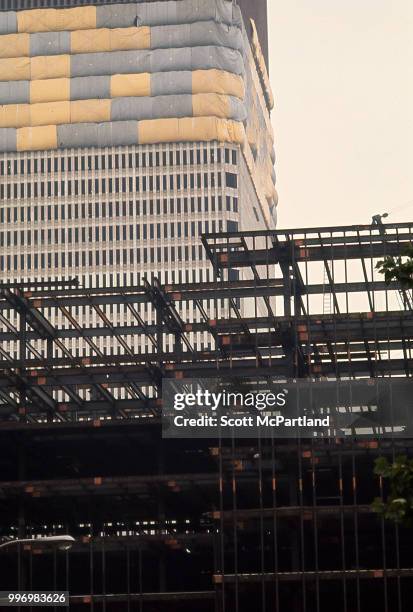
(0, 222), (413, 611)
(0, 222), (412, 423)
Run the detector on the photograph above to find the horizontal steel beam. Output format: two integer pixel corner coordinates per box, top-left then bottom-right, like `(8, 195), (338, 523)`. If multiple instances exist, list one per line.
(0, 281), (405, 314)
(213, 241), (412, 268)
(214, 568), (413, 584)
(204, 221), (413, 239)
(1, 307), (410, 343)
(0, 358), (410, 390)
(69, 591), (215, 604)
(0, 473), (221, 499)
(211, 505), (373, 521)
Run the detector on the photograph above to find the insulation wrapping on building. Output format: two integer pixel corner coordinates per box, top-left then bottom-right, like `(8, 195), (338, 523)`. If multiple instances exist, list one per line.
(0, 0), (247, 151)
(0, 48), (244, 82)
(0, 1), (242, 34)
(0, 117), (245, 152)
(0, 0), (276, 213)
(0, 70), (244, 103)
(0, 23), (243, 59)
(0, 94), (246, 128)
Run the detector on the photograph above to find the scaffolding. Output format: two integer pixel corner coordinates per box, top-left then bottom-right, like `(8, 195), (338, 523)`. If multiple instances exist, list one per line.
(0, 222), (412, 611)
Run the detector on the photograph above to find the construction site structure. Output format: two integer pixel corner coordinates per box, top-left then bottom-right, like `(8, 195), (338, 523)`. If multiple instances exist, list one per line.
(0, 222), (412, 611)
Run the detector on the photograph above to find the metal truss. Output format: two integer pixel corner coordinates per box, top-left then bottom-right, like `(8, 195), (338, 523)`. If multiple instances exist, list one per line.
(0, 222), (412, 423)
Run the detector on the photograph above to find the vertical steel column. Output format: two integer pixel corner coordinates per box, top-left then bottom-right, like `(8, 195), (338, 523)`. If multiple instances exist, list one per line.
(18, 309), (26, 422)
(17, 439), (26, 593)
(158, 441), (167, 593)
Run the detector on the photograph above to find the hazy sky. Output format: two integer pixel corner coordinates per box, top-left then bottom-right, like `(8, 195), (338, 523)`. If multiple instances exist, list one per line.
(268, 0), (412, 229)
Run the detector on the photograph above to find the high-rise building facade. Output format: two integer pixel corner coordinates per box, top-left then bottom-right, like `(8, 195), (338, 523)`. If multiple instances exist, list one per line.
(0, 0), (275, 355)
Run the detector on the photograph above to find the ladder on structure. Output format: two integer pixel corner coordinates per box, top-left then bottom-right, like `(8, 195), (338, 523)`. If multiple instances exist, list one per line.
(322, 268), (332, 316)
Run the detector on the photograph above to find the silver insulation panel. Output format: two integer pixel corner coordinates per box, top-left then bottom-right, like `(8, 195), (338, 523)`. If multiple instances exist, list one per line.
(150, 23), (243, 52)
(0, 127), (16, 151)
(151, 70), (192, 96)
(133, 0), (238, 28)
(108, 94), (246, 122)
(57, 121), (139, 148)
(96, 4), (139, 29)
(30, 31), (71, 56)
(70, 75), (111, 100)
(0, 11), (17, 35)
(0, 79), (29, 103)
(111, 95), (193, 121)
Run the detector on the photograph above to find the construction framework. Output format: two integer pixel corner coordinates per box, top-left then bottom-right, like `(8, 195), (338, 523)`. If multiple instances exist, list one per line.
(0, 222), (412, 611)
